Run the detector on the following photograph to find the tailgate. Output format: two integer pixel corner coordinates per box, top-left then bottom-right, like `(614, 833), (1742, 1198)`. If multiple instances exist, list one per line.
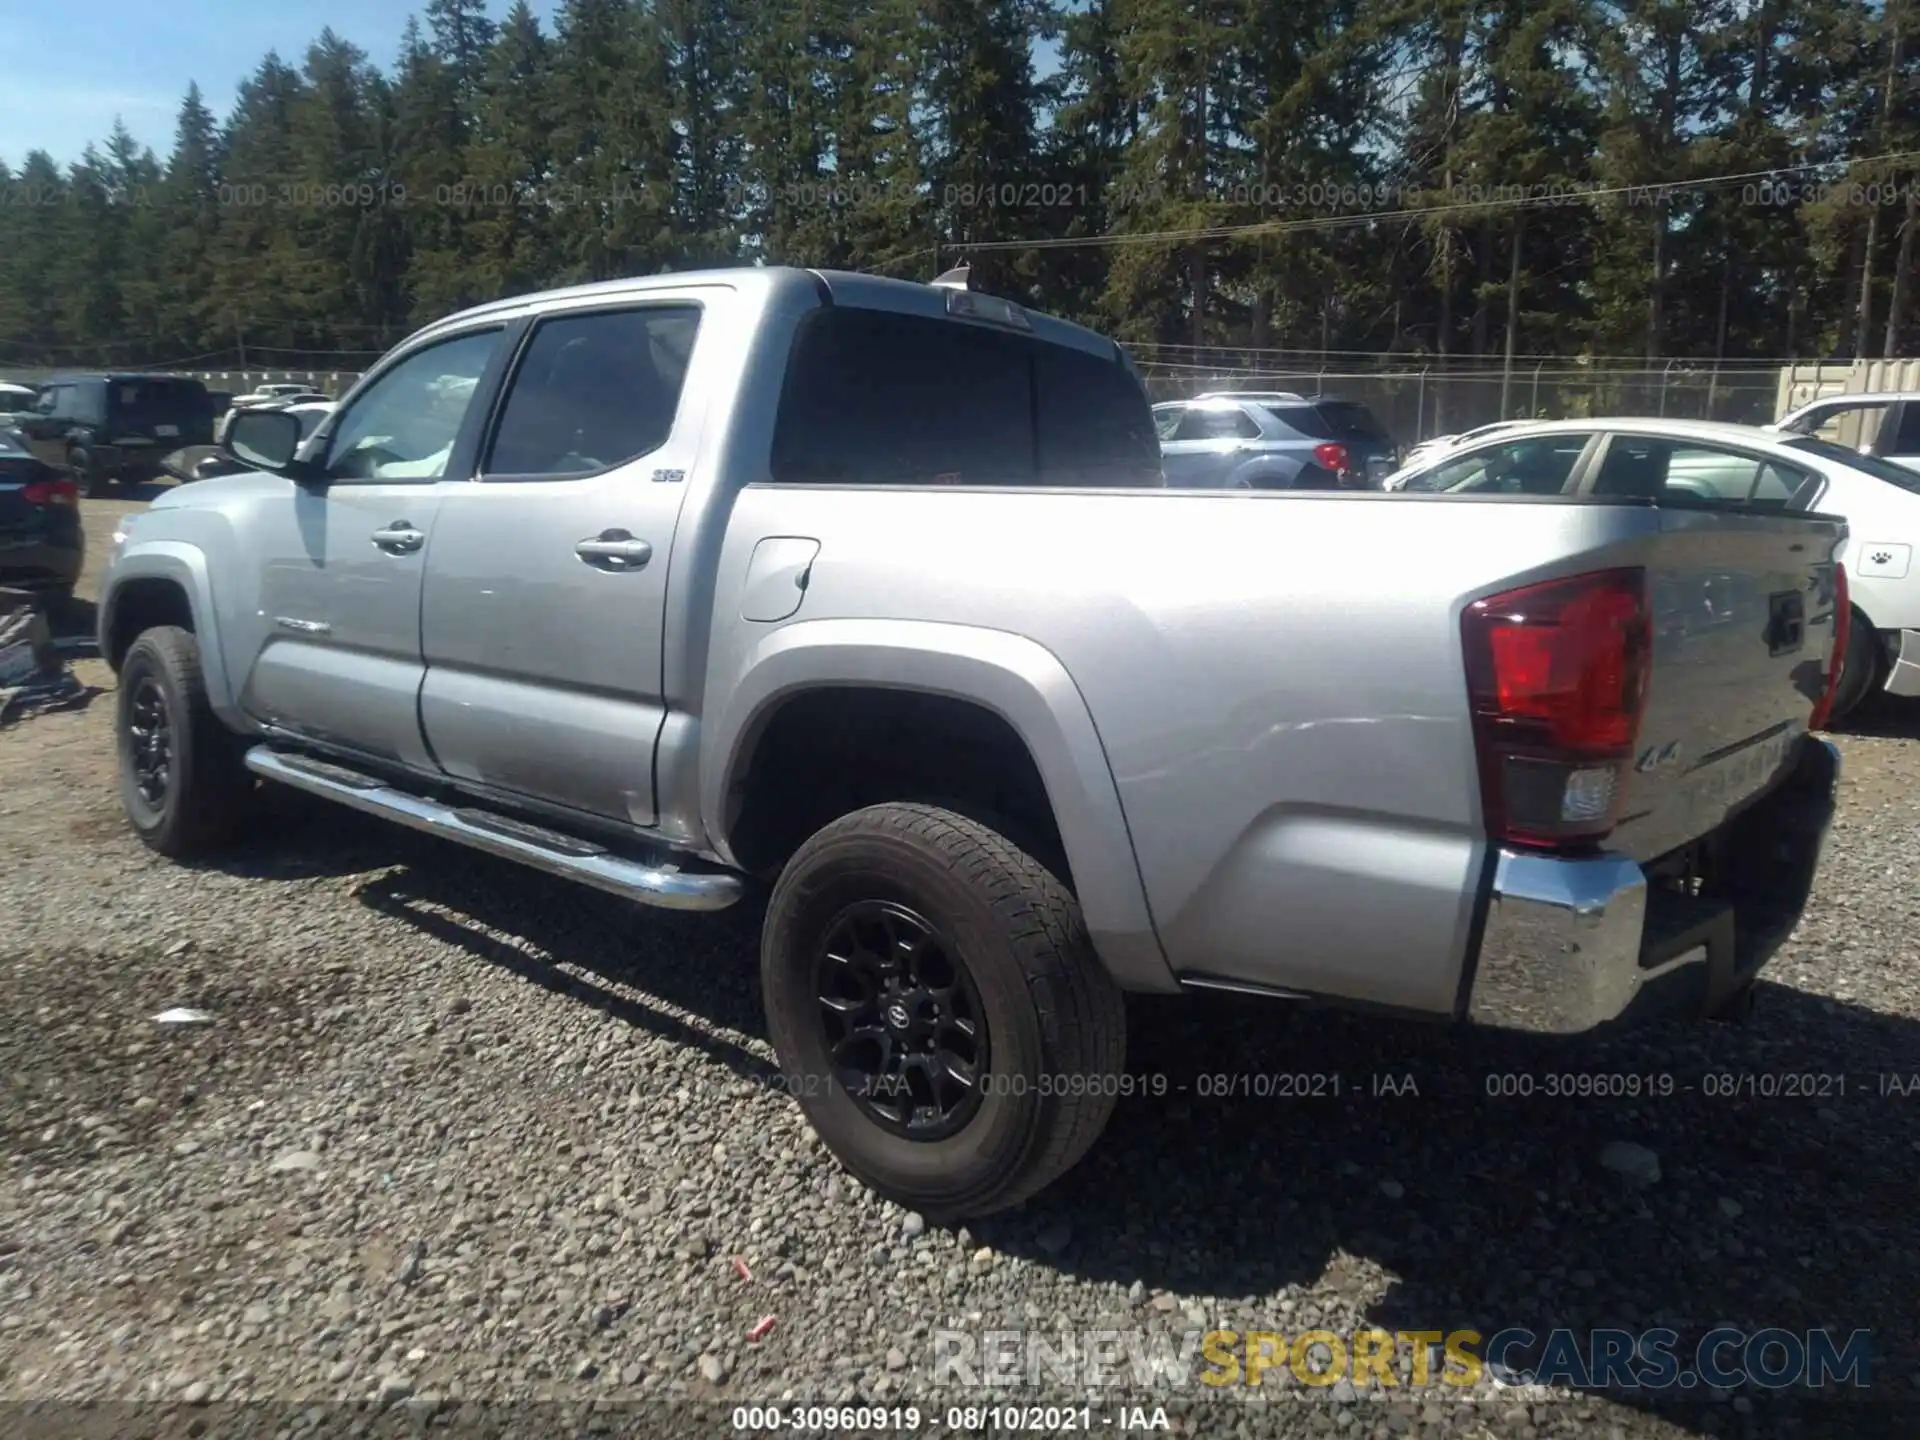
(108, 379), (213, 446)
(1610, 507), (1845, 861)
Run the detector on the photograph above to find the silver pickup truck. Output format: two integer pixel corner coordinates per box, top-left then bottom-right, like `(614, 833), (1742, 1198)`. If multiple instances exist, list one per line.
(99, 267), (1847, 1218)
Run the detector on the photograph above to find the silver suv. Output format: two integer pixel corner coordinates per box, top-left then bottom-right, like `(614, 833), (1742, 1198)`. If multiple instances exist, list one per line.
(1153, 394), (1398, 489)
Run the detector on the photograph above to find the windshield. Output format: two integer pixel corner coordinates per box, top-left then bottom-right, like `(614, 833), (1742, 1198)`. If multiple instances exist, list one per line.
(1782, 435), (1920, 494)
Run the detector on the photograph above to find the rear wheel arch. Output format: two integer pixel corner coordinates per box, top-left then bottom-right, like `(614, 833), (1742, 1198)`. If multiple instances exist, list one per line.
(1229, 460), (1296, 489)
(705, 621), (1175, 993)
(723, 685), (1072, 885)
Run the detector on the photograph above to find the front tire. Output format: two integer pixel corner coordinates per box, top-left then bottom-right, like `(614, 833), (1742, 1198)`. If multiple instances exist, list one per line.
(762, 802), (1126, 1219)
(116, 626), (253, 856)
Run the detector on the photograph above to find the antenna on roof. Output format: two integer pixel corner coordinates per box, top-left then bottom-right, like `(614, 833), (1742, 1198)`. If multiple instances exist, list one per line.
(930, 264), (972, 292)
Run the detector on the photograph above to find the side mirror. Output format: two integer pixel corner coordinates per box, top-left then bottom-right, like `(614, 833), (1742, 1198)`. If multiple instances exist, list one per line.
(225, 408), (318, 483)
(157, 451), (199, 483)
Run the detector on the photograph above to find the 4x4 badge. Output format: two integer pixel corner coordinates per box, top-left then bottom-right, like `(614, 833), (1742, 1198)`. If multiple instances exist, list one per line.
(1635, 740), (1683, 773)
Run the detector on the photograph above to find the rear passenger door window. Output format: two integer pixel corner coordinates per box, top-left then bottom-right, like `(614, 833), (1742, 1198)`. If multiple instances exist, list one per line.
(1425, 435), (1592, 494)
(1173, 407), (1259, 442)
(485, 305), (702, 479)
(1592, 438), (1810, 505)
(1259, 404), (1332, 438)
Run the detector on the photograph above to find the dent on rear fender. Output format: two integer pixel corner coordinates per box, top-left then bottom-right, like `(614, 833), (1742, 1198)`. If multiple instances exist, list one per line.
(701, 618), (1179, 993)
(1157, 806), (1485, 1013)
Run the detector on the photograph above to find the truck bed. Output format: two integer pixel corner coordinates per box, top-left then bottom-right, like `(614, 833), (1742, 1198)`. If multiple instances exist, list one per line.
(707, 486), (1844, 1013)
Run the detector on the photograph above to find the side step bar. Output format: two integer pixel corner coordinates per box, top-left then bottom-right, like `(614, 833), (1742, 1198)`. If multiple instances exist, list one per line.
(244, 746), (743, 912)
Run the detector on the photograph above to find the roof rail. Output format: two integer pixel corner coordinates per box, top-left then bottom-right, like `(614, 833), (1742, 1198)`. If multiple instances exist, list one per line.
(1194, 389), (1307, 402)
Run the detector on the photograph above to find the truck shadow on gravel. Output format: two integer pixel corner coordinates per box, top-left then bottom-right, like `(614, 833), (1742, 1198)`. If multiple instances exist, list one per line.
(1026, 991), (1919, 1432)
(214, 799), (1916, 1432)
(1830, 694), (1920, 741)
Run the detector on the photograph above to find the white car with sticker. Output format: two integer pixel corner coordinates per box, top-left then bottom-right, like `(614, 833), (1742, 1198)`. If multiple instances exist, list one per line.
(1380, 416), (1920, 719)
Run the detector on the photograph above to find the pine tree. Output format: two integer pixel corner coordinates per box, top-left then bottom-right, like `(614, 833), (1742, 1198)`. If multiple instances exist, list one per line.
(393, 16), (477, 320)
(212, 52), (308, 356)
(466, 1), (558, 298)
(547, 0), (676, 281)
(657, 0), (749, 265)
(426, 0), (499, 109)
(158, 85), (224, 356)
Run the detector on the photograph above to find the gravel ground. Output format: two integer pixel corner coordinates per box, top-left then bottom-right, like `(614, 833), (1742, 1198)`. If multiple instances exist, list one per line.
(1, 495), (1916, 1439)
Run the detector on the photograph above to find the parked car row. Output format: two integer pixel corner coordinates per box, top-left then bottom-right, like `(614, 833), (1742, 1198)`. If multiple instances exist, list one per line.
(6, 373), (217, 494)
(0, 430), (83, 610)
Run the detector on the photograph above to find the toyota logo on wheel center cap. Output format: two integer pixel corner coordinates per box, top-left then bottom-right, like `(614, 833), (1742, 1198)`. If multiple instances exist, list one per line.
(886, 1002), (912, 1031)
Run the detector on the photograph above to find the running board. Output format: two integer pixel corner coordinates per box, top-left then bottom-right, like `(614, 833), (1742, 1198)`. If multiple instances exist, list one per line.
(244, 747), (743, 912)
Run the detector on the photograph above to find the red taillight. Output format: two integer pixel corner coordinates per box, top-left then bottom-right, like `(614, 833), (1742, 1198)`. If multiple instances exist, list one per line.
(22, 478), (78, 508)
(1808, 563), (1849, 732)
(1462, 568), (1653, 848)
(1313, 442), (1352, 474)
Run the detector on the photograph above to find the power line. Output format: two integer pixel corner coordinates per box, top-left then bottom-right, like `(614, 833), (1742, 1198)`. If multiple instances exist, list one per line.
(942, 148), (1920, 255)
(1128, 341), (1814, 364)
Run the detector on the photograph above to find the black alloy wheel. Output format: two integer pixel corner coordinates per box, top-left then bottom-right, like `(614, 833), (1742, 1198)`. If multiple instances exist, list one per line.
(815, 899), (988, 1140)
(126, 675), (173, 807)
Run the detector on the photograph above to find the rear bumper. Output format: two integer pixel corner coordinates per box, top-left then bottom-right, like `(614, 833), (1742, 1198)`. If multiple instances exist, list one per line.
(1466, 736), (1839, 1034)
(0, 535), (83, 591)
(1882, 628), (1920, 698)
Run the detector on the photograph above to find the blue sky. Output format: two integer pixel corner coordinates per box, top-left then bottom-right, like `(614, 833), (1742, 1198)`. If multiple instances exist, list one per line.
(0, 0), (564, 168)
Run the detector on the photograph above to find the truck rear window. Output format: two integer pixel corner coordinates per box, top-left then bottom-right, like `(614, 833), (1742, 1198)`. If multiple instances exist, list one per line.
(770, 306), (1160, 488)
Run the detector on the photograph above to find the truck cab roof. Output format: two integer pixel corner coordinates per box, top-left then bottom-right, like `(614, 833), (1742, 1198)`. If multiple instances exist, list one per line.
(413, 266), (1128, 364)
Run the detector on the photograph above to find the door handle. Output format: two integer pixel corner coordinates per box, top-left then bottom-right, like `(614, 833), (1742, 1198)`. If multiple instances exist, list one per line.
(575, 532), (653, 569)
(371, 523), (425, 553)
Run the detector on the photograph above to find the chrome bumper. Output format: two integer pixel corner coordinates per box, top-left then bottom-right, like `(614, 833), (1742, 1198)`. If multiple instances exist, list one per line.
(1883, 629), (1920, 698)
(1467, 737), (1841, 1034)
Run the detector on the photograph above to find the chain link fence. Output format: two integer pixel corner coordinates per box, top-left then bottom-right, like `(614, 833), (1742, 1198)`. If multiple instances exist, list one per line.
(1137, 362), (1790, 448)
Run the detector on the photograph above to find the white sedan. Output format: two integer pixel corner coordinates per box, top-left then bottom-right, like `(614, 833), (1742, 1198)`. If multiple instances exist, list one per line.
(1381, 416), (1920, 720)
(1390, 420), (1531, 479)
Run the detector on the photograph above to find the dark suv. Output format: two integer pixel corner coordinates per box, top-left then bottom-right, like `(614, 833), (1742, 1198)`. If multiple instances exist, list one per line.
(18, 373), (216, 493)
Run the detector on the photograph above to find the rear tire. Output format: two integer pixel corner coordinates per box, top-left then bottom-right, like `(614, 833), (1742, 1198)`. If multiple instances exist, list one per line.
(1826, 607), (1881, 725)
(116, 625), (254, 856)
(761, 802), (1125, 1220)
(68, 445), (106, 497)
